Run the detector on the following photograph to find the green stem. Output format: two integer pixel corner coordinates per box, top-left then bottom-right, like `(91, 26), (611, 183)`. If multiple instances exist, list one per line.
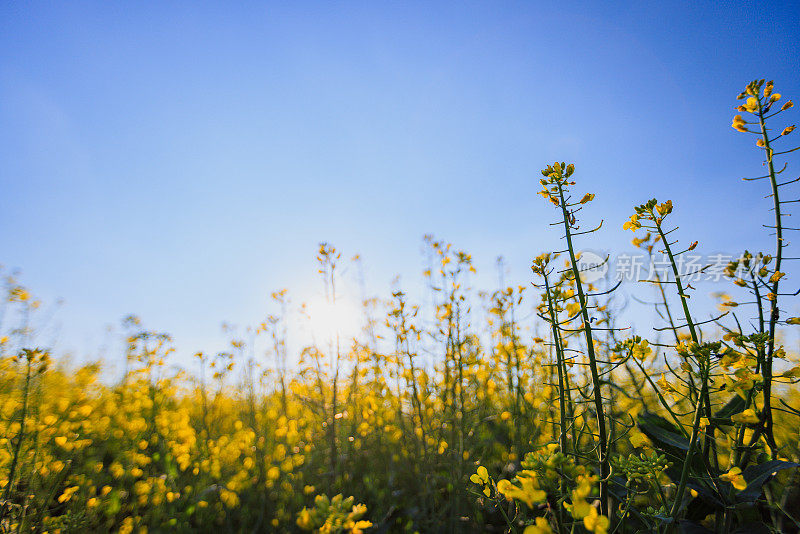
(757, 97), (781, 457)
(669, 360), (708, 522)
(653, 224), (698, 343)
(557, 183), (610, 518)
(543, 270), (570, 455)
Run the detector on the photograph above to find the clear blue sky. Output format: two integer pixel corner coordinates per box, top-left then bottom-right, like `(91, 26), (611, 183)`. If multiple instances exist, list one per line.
(1, 1), (799, 367)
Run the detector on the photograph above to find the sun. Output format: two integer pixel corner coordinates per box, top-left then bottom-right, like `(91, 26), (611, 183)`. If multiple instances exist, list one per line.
(306, 296), (363, 343)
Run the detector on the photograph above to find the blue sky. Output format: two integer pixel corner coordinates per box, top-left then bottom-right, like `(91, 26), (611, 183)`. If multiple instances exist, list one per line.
(1, 1), (799, 368)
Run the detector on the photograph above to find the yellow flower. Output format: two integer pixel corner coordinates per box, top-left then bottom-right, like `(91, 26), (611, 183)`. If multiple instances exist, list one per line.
(656, 374), (678, 400)
(583, 507), (610, 534)
(623, 214), (641, 231)
(732, 114), (748, 132)
(565, 474), (598, 519)
(296, 508), (313, 530)
(656, 200), (673, 216)
(632, 234), (650, 248)
(267, 466), (280, 480)
(580, 193), (595, 204)
(569, 499), (592, 519)
(350, 520), (372, 534)
(732, 408), (759, 425)
(57, 486), (79, 503)
(496, 472), (546, 509)
(744, 97), (759, 113)
(631, 339), (652, 360)
(782, 125), (796, 136)
(524, 517), (554, 534)
(629, 432), (650, 448)
(470, 466), (489, 485)
(470, 466), (491, 497)
(720, 467), (747, 491)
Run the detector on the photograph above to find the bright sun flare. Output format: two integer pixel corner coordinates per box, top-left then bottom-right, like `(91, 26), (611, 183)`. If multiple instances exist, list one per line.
(306, 297), (363, 342)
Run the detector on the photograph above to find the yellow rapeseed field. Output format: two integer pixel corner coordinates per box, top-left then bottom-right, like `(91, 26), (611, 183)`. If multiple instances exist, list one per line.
(1, 80), (799, 533)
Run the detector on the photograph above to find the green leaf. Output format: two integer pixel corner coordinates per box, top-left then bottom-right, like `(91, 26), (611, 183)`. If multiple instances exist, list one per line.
(713, 395), (746, 425)
(638, 412), (708, 487)
(685, 481), (724, 510)
(638, 412), (689, 452)
(736, 459), (799, 503)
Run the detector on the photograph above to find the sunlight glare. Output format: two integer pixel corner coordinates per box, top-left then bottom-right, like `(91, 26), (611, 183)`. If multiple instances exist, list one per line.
(307, 296), (362, 343)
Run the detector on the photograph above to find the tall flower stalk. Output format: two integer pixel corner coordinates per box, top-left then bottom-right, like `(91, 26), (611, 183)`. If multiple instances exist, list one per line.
(538, 163), (610, 517)
(733, 80), (797, 456)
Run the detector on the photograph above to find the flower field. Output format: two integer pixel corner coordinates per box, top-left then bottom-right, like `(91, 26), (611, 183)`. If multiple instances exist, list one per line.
(1, 80), (799, 533)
